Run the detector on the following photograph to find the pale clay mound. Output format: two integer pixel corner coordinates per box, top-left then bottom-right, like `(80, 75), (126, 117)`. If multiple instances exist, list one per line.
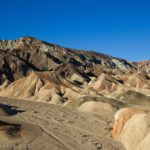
(0, 71), (150, 107)
(89, 72), (150, 96)
(79, 101), (114, 114)
(0, 72), (81, 105)
(112, 107), (150, 150)
(0, 98), (125, 150)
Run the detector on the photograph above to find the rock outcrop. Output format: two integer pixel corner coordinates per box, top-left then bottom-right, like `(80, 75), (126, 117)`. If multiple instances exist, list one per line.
(112, 107), (150, 150)
(0, 36), (136, 85)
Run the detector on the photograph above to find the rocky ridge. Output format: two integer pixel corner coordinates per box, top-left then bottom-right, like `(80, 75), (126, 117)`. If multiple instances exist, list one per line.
(0, 36), (136, 84)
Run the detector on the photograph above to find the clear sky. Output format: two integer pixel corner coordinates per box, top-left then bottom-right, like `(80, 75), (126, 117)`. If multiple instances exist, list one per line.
(0, 0), (150, 61)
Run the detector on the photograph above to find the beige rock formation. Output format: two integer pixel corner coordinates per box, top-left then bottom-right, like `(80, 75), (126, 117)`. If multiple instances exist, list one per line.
(79, 101), (114, 114)
(0, 72), (82, 104)
(112, 107), (150, 150)
(88, 72), (150, 96)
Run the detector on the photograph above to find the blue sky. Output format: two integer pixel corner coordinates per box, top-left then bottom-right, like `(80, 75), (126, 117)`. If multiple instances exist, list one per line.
(0, 0), (150, 61)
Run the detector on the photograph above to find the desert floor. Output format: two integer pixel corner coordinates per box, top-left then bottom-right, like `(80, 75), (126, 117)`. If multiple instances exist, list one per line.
(0, 97), (124, 150)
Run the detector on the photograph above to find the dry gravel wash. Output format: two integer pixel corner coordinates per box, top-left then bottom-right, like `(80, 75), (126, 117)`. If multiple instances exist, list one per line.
(0, 97), (124, 150)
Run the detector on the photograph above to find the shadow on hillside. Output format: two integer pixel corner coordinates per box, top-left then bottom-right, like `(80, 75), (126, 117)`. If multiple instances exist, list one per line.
(0, 103), (25, 116)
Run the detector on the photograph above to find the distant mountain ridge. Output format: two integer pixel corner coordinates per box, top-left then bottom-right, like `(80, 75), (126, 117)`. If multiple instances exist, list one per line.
(0, 36), (149, 103)
(0, 36), (137, 85)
